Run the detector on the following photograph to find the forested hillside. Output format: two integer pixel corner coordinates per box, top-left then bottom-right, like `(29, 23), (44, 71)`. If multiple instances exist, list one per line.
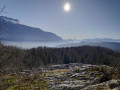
(0, 43), (120, 74)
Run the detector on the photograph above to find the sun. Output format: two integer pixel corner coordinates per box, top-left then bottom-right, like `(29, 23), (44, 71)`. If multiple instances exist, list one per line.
(64, 3), (71, 12)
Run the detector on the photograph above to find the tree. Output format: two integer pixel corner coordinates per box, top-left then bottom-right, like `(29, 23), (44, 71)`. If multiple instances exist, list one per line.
(64, 54), (70, 64)
(0, 5), (6, 14)
(0, 5), (5, 74)
(0, 5), (6, 39)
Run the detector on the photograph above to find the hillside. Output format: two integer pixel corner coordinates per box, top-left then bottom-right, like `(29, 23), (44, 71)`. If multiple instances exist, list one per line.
(0, 43), (120, 73)
(0, 43), (120, 89)
(0, 16), (62, 42)
(0, 63), (120, 90)
(57, 41), (120, 52)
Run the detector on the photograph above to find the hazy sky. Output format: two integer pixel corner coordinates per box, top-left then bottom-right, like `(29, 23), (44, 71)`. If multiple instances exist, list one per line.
(0, 0), (120, 39)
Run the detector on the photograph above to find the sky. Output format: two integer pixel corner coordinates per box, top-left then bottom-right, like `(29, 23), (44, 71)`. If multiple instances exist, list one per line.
(0, 0), (120, 40)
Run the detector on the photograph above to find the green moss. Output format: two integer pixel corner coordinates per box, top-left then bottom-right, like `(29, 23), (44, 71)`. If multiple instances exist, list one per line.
(95, 87), (105, 90)
(75, 68), (80, 73)
(8, 85), (20, 90)
(85, 74), (89, 78)
(0, 73), (49, 90)
(96, 75), (100, 78)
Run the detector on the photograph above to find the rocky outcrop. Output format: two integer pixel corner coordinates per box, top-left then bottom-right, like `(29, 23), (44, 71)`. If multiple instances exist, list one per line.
(1, 63), (119, 90)
(45, 64), (119, 90)
(83, 80), (120, 90)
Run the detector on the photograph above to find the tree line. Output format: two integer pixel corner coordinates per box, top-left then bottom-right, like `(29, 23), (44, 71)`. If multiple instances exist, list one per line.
(0, 43), (120, 74)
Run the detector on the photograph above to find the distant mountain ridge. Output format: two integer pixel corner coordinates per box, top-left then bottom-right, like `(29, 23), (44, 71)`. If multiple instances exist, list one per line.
(0, 16), (62, 42)
(57, 40), (120, 52)
(82, 38), (120, 43)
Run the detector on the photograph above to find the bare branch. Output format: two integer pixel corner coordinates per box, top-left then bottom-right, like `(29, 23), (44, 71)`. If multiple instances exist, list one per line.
(0, 5), (6, 14)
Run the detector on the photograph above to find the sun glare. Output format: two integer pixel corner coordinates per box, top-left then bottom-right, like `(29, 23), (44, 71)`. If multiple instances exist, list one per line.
(64, 3), (70, 12)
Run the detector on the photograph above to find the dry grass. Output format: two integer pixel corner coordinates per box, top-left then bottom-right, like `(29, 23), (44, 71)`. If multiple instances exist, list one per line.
(51, 69), (71, 75)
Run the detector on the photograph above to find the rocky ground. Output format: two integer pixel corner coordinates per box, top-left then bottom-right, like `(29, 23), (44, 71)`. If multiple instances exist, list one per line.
(0, 63), (120, 90)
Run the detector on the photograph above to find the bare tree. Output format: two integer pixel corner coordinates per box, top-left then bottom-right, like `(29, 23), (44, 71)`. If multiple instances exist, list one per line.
(0, 4), (6, 39)
(0, 5), (6, 14)
(0, 4), (6, 75)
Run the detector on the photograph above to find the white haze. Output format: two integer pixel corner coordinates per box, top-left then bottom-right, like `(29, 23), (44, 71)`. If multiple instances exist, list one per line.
(2, 40), (81, 49)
